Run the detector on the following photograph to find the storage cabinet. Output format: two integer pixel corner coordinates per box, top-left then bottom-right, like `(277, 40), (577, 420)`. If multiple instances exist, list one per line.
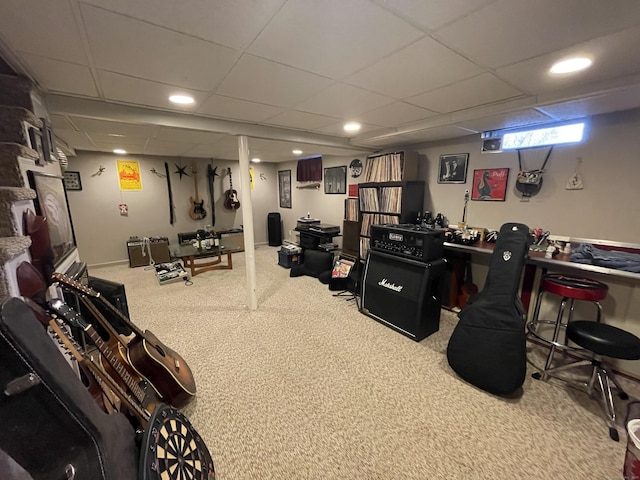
(358, 151), (424, 259)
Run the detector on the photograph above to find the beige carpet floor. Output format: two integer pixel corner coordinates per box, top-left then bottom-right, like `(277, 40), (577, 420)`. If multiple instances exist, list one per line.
(90, 245), (640, 480)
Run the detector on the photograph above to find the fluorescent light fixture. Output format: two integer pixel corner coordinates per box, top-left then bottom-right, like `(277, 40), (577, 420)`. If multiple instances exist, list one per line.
(549, 57), (592, 74)
(343, 122), (361, 133)
(113, 148), (127, 154)
(169, 94), (195, 105)
(292, 149), (303, 155)
(251, 158), (261, 163)
(501, 122), (586, 150)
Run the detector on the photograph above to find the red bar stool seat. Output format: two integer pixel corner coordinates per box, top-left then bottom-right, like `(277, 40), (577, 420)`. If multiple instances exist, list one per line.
(527, 273), (608, 378)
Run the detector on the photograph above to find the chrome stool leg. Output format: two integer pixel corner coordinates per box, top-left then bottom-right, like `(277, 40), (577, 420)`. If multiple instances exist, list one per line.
(594, 364), (619, 441)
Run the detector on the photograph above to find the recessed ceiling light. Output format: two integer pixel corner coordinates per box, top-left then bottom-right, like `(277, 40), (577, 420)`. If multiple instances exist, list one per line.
(549, 57), (592, 75)
(292, 149), (303, 155)
(107, 133), (125, 137)
(344, 122), (361, 133)
(251, 157), (261, 163)
(169, 94), (195, 105)
(113, 149), (127, 155)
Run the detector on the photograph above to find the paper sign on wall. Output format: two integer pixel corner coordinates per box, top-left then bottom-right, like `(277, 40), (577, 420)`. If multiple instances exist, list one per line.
(116, 159), (142, 191)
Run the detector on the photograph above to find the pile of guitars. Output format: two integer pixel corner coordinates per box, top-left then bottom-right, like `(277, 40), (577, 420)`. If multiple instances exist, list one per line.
(0, 270), (215, 480)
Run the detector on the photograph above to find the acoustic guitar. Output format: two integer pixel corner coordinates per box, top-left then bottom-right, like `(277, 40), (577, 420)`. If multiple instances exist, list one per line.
(458, 257), (478, 309)
(223, 168), (241, 210)
(52, 273), (196, 408)
(189, 163), (207, 220)
(47, 298), (160, 421)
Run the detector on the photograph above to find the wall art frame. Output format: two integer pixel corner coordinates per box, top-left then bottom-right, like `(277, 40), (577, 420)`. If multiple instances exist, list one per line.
(63, 170), (82, 191)
(324, 166), (347, 194)
(438, 153), (469, 184)
(27, 170), (77, 267)
(471, 168), (510, 201)
(28, 126), (46, 166)
(278, 169), (292, 208)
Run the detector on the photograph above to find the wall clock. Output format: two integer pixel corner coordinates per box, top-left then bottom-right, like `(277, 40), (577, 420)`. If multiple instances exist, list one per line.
(63, 171), (82, 191)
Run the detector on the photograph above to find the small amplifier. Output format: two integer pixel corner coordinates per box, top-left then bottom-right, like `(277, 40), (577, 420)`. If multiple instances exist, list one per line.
(370, 224), (444, 262)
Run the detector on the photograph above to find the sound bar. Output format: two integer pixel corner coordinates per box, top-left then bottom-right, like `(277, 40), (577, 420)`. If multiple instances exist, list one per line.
(361, 250), (446, 341)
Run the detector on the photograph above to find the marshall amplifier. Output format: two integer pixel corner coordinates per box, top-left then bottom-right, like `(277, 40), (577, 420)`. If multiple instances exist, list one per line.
(361, 250), (446, 341)
(370, 224), (444, 262)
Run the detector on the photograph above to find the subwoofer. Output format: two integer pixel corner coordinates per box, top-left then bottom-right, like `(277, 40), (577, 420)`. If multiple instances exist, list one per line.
(267, 212), (282, 246)
(361, 250), (446, 341)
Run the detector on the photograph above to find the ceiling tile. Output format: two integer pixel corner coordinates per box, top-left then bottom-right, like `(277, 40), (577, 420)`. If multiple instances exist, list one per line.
(248, 0), (423, 78)
(316, 122), (387, 137)
(88, 132), (147, 146)
(197, 95), (283, 122)
(392, 125), (478, 144)
(144, 139), (197, 156)
(67, 117), (158, 137)
(0, 0), (87, 64)
(345, 36), (483, 99)
(454, 108), (554, 133)
(375, 0), (498, 31)
(495, 26), (640, 95)
(155, 127), (226, 145)
(536, 84), (640, 121)
(435, 0), (640, 68)
(49, 114), (77, 131)
(407, 73), (524, 113)
(98, 70), (208, 110)
(358, 102), (437, 127)
(262, 110), (338, 130)
(80, 0), (286, 49)
(216, 55), (332, 107)
(21, 54), (99, 97)
(53, 129), (97, 150)
(294, 83), (394, 118)
(90, 143), (145, 155)
(82, 5), (239, 91)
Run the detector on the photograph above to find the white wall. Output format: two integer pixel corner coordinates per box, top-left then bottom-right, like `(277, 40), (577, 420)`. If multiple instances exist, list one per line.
(274, 155), (363, 245)
(66, 152), (278, 266)
(416, 108), (640, 243)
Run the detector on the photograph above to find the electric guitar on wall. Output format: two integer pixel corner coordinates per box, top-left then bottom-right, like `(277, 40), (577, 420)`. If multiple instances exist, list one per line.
(52, 273), (197, 408)
(223, 168), (241, 210)
(189, 164), (207, 220)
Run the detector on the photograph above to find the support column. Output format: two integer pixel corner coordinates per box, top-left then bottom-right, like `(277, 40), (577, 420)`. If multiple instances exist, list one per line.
(237, 135), (257, 310)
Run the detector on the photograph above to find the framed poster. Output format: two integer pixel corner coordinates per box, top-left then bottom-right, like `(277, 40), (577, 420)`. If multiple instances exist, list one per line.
(471, 168), (509, 201)
(116, 159), (142, 190)
(278, 169), (291, 208)
(438, 153), (469, 184)
(324, 166), (346, 194)
(27, 171), (77, 267)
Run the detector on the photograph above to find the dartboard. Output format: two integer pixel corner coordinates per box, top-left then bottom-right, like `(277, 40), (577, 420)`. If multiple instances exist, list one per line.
(140, 404), (215, 480)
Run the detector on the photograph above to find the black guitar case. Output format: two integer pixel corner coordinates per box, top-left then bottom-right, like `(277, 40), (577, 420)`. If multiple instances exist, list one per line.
(446, 223), (532, 396)
(0, 297), (138, 480)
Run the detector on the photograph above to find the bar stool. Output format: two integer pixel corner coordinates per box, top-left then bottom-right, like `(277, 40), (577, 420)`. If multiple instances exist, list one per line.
(540, 320), (640, 441)
(527, 273), (608, 378)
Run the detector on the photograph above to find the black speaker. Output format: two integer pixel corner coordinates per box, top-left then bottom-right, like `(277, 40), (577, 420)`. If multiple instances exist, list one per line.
(267, 212), (282, 246)
(361, 250), (446, 341)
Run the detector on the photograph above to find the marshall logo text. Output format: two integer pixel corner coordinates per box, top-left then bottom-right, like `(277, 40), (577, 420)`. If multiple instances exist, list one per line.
(378, 278), (403, 292)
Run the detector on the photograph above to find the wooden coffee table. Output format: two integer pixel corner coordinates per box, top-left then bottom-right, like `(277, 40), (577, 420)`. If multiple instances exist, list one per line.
(174, 244), (237, 277)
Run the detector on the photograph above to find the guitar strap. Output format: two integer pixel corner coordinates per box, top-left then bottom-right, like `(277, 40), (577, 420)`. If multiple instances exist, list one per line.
(165, 162), (174, 225)
(207, 163), (217, 226)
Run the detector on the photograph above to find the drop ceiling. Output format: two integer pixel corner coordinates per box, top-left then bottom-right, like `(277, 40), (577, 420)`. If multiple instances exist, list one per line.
(1, 0), (640, 162)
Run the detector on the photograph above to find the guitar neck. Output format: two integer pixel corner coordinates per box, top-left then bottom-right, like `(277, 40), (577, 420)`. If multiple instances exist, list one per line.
(83, 323), (146, 403)
(48, 319), (150, 425)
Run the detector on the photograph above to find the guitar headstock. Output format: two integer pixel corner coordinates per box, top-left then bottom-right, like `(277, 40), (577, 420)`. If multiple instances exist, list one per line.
(47, 298), (90, 330)
(464, 189), (470, 203)
(51, 272), (99, 298)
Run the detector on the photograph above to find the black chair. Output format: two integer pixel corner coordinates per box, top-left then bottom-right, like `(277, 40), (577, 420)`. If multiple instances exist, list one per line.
(538, 320), (640, 441)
